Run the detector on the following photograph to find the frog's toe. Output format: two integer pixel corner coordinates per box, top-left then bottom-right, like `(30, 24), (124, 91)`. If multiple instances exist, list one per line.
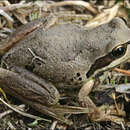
(93, 111), (125, 123)
(89, 105), (125, 123)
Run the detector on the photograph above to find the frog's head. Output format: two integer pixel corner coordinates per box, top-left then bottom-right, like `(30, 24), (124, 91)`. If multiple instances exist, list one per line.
(86, 18), (130, 79)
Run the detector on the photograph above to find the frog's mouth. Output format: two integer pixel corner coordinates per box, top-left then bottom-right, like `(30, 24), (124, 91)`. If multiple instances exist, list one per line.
(86, 41), (130, 78)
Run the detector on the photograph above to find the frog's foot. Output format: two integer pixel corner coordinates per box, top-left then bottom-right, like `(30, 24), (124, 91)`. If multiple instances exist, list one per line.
(78, 79), (125, 123)
(91, 105), (125, 123)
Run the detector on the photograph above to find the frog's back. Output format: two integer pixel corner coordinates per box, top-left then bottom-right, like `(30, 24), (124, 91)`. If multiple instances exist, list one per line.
(2, 23), (91, 87)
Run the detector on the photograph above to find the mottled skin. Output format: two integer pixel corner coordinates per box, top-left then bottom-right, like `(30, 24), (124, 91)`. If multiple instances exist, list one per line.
(3, 18), (130, 87)
(0, 18), (130, 124)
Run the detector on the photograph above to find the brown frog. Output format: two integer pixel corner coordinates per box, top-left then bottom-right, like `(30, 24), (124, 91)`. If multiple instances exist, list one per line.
(0, 17), (130, 124)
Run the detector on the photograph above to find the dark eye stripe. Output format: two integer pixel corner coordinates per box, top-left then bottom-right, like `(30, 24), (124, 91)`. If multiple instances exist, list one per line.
(86, 43), (128, 78)
(86, 54), (114, 78)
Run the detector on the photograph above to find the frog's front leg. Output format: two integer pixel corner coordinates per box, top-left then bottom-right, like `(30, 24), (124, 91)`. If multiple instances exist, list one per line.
(0, 67), (90, 125)
(78, 79), (100, 120)
(78, 79), (124, 122)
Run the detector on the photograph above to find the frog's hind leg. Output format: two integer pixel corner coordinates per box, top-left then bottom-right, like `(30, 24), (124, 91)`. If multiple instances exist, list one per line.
(78, 79), (125, 123)
(21, 99), (91, 125)
(0, 67), (91, 124)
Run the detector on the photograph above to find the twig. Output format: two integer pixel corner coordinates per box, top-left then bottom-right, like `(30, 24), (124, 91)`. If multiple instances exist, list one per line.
(111, 93), (120, 115)
(0, 33), (8, 38)
(113, 68), (130, 76)
(7, 121), (16, 130)
(0, 97), (51, 122)
(85, 3), (122, 29)
(0, 3), (33, 12)
(0, 9), (13, 22)
(47, 1), (98, 14)
(0, 104), (24, 119)
(56, 13), (93, 21)
(124, 0), (130, 9)
(50, 121), (58, 130)
(0, 109), (12, 119)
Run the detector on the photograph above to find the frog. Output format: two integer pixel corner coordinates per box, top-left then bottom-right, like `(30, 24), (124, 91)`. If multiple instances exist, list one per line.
(0, 16), (130, 125)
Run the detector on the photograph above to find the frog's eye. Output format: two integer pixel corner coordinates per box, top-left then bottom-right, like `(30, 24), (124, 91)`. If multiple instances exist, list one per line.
(111, 45), (127, 58)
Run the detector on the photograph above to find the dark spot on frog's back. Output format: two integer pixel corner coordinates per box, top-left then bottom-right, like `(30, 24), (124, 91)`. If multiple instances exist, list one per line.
(76, 72), (83, 81)
(78, 77), (82, 81)
(76, 72), (80, 77)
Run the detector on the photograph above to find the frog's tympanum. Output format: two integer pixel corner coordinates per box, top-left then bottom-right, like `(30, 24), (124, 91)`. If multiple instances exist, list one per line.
(0, 17), (130, 124)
